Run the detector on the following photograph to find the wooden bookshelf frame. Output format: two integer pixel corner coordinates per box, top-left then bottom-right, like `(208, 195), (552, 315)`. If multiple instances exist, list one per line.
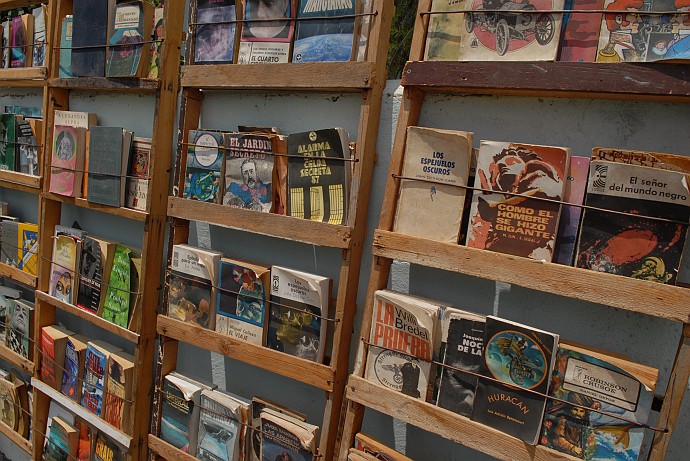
(29, 0), (184, 459)
(148, 1), (394, 460)
(336, 1), (690, 460)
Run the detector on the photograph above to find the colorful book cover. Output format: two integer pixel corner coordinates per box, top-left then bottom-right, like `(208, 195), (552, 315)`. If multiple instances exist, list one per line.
(77, 237), (115, 314)
(259, 409), (317, 461)
(10, 15), (31, 68)
(75, 417), (93, 461)
(222, 133), (274, 212)
(32, 5), (47, 67)
(194, 0), (237, 64)
(0, 113), (17, 171)
(238, 0), (294, 63)
(147, 6), (164, 78)
(576, 161), (690, 284)
(197, 389), (250, 461)
(0, 294), (13, 345)
(558, 0), (605, 62)
(50, 125), (86, 197)
(100, 244), (132, 328)
(553, 156), (590, 266)
(61, 335), (88, 402)
(184, 130), (224, 203)
(215, 258), (270, 346)
(40, 325), (71, 390)
(424, 0), (465, 60)
(2, 20), (9, 68)
(292, 0), (355, 62)
(16, 118), (40, 175)
(250, 397), (307, 461)
(126, 137), (151, 211)
(107, 1), (146, 77)
(59, 16), (74, 78)
(102, 351), (134, 430)
(466, 140), (570, 262)
(43, 416), (78, 461)
(7, 300), (32, 359)
(94, 432), (123, 461)
(50, 234), (80, 304)
(17, 222), (38, 276)
(81, 341), (120, 416)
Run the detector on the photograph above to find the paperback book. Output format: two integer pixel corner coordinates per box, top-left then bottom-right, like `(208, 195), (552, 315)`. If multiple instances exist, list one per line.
(260, 409), (317, 461)
(147, 6), (164, 78)
(100, 244), (134, 328)
(93, 432), (123, 461)
(10, 15), (33, 68)
(40, 325), (72, 390)
(49, 234), (80, 305)
(553, 156), (590, 266)
(50, 110), (96, 197)
(0, 113), (16, 170)
(423, 0), (466, 60)
(250, 396), (307, 461)
(43, 416), (78, 461)
(107, 1), (147, 77)
(238, 0), (294, 63)
(7, 299), (32, 359)
(558, 0), (605, 62)
(77, 237), (116, 315)
(102, 351), (134, 430)
(222, 133), (274, 212)
(32, 5), (47, 67)
(184, 130), (224, 203)
(71, 0), (109, 76)
(353, 433), (413, 461)
(16, 118), (40, 176)
(17, 222), (38, 276)
(59, 16), (73, 78)
(292, 0), (356, 62)
(125, 137), (152, 211)
(87, 127), (131, 207)
(0, 375), (20, 433)
(197, 389), (251, 461)
(60, 334), (88, 402)
(194, 0), (237, 64)
(81, 341), (121, 416)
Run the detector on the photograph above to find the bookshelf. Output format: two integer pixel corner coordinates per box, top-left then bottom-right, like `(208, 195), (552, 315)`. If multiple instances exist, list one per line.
(28, 0), (184, 460)
(147, 1), (394, 460)
(336, 1), (690, 460)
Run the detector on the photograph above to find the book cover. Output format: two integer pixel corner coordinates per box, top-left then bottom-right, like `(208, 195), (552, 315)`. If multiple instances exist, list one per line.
(260, 409), (317, 461)
(74, 417), (93, 461)
(77, 237), (116, 315)
(472, 316), (559, 444)
(216, 258), (271, 346)
(17, 222), (38, 276)
(436, 309), (485, 417)
(102, 351), (134, 430)
(50, 125), (87, 197)
(32, 5), (46, 66)
(49, 234), (80, 304)
(267, 265), (330, 363)
(423, 0), (466, 61)
(2, 20), (8, 68)
(0, 376), (19, 431)
(591, 147), (690, 173)
(286, 128), (350, 225)
(59, 16), (74, 78)
(43, 416), (78, 461)
(168, 244), (222, 329)
(292, 0), (356, 62)
(100, 244), (132, 328)
(1, 220), (18, 267)
(558, 0), (605, 62)
(553, 156), (590, 266)
(147, 6), (164, 77)
(39, 325), (72, 391)
(184, 130), (224, 203)
(540, 344), (657, 460)
(250, 396), (307, 461)
(161, 372), (212, 456)
(576, 161), (690, 284)
(81, 341), (121, 416)
(466, 140), (570, 262)
(0, 113), (16, 171)
(10, 15), (33, 68)
(87, 126), (128, 206)
(125, 137), (151, 211)
(7, 300), (32, 359)
(197, 389), (250, 461)
(353, 433), (413, 461)
(60, 334), (88, 402)
(238, 0), (294, 63)
(393, 126), (473, 243)
(94, 432), (123, 461)
(222, 133), (274, 212)
(72, 0), (109, 76)
(107, 1), (146, 77)
(16, 118), (40, 176)
(194, 0), (237, 64)
(0, 293), (13, 345)
(364, 290), (442, 400)
(273, 134), (288, 214)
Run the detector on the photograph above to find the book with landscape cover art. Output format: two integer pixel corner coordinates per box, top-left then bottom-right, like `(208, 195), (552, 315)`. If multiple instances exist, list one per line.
(194, 0), (237, 64)
(223, 133), (274, 212)
(292, 0), (356, 62)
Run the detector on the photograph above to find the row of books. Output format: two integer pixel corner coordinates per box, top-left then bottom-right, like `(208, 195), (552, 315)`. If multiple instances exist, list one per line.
(161, 371), (318, 461)
(364, 289), (658, 460)
(48, 110), (151, 212)
(0, 366), (30, 440)
(424, 0), (690, 62)
(48, 225), (141, 330)
(184, 127), (351, 225)
(0, 112), (41, 176)
(0, 217), (39, 277)
(0, 5), (46, 69)
(394, 126), (690, 285)
(0, 290), (33, 361)
(168, 244), (330, 363)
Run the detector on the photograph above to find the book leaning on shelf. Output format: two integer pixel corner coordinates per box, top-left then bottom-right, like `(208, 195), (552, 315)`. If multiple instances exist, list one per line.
(50, 233), (81, 305)
(0, 369), (30, 438)
(223, 132), (276, 212)
(193, 0), (238, 65)
(49, 110), (97, 198)
(125, 137), (152, 212)
(40, 325), (73, 391)
(292, 0), (356, 62)
(249, 396), (307, 461)
(100, 244), (142, 329)
(106, 0), (149, 77)
(197, 389), (251, 461)
(60, 334), (88, 403)
(260, 408), (318, 461)
(238, 0), (295, 63)
(7, 299), (33, 360)
(86, 127), (133, 207)
(184, 130), (224, 203)
(102, 351), (134, 431)
(43, 415), (78, 461)
(81, 340), (121, 417)
(9, 13), (34, 68)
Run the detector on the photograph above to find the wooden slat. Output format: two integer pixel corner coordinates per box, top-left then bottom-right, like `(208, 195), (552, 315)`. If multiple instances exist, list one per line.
(0, 343), (35, 375)
(0, 67), (47, 83)
(346, 375), (580, 461)
(32, 378), (133, 448)
(0, 419), (31, 454)
(0, 170), (41, 191)
(35, 291), (140, 343)
(41, 192), (148, 221)
(168, 196), (352, 249)
(348, 448), (383, 461)
(148, 435), (197, 461)
(0, 262), (37, 288)
(48, 77), (160, 92)
(402, 62), (690, 102)
(180, 62), (374, 91)
(157, 315), (335, 391)
(373, 230), (690, 322)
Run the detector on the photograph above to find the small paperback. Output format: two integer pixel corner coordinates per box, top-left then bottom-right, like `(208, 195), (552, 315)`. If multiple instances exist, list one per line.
(260, 408), (317, 461)
(102, 351), (134, 430)
(197, 389), (251, 461)
(125, 137), (152, 212)
(43, 416), (78, 461)
(39, 325), (71, 390)
(107, 1), (146, 77)
(223, 133), (274, 212)
(60, 334), (88, 402)
(81, 340), (121, 416)
(552, 156), (590, 266)
(238, 0), (294, 64)
(99, 244), (133, 328)
(423, 0), (468, 61)
(364, 290), (442, 401)
(93, 432), (123, 461)
(76, 237), (116, 315)
(471, 316), (559, 444)
(50, 234), (80, 305)
(250, 396), (307, 461)
(194, 0), (237, 64)
(7, 299), (32, 359)
(184, 130), (224, 203)
(292, 0), (356, 62)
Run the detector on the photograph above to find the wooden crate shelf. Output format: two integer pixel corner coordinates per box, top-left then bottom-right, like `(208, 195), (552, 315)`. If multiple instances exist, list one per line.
(0, 262), (38, 288)
(148, 434), (199, 461)
(0, 67), (47, 85)
(157, 315), (335, 391)
(48, 77), (160, 92)
(0, 343), (35, 375)
(373, 230), (690, 323)
(0, 419), (31, 454)
(0, 171), (41, 193)
(168, 196), (353, 249)
(42, 192), (149, 222)
(180, 62), (375, 91)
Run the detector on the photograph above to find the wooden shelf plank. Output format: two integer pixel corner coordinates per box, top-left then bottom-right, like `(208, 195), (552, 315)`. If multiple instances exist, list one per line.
(168, 197), (352, 249)
(0, 170), (41, 193)
(148, 435), (197, 461)
(43, 192), (148, 222)
(401, 62), (690, 102)
(0, 343), (34, 375)
(36, 291), (140, 344)
(180, 62), (374, 91)
(32, 378), (133, 448)
(0, 419), (31, 454)
(157, 315), (335, 391)
(348, 448), (383, 461)
(0, 67), (47, 84)
(48, 77), (160, 92)
(0, 263), (37, 288)
(346, 375), (580, 461)
(373, 230), (690, 323)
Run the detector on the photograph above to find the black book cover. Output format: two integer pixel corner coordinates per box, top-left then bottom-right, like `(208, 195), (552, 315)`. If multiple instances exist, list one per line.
(72, 0), (109, 76)
(88, 127), (125, 207)
(76, 237), (104, 314)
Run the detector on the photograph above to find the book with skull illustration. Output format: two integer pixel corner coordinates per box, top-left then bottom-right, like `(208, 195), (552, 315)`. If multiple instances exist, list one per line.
(6, 299), (32, 359)
(465, 140), (570, 262)
(363, 290), (443, 401)
(222, 132), (275, 212)
(49, 234), (81, 305)
(267, 265), (330, 363)
(393, 126), (473, 243)
(196, 389), (251, 461)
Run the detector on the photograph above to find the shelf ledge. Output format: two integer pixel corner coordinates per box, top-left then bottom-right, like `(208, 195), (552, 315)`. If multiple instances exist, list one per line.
(373, 230), (690, 323)
(168, 196), (352, 249)
(0, 418), (31, 454)
(0, 263), (37, 288)
(32, 378), (132, 449)
(0, 170), (41, 193)
(0, 343), (35, 375)
(48, 77), (160, 92)
(43, 192), (148, 222)
(0, 67), (47, 85)
(157, 315), (335, 391)
(148, 435), (197, 461)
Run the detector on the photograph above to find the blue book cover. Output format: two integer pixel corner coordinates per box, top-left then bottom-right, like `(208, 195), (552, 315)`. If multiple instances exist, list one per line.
(59, 16), (73, 78)
(183, 130), (224, 203)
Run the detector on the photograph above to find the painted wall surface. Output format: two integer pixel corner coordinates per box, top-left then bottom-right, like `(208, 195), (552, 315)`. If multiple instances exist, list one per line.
(1, 81), (690, 461)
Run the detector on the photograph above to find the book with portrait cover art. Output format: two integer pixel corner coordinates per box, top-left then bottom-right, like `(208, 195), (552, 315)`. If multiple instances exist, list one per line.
(238, 0), (294, 64)
(466, 141), (570, 262)
(222, 133), (274, 212)
(194, 0), (237, 64)
(471, 316), (559, 444)
(576, 161), (690, 285)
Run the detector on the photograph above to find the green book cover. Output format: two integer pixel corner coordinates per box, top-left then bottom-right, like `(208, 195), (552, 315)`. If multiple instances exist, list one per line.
(0, 113), (17, 170)
(101, 245), (131, 328)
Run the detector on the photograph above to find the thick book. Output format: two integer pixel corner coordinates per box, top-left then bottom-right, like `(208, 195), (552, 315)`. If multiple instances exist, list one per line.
(7, 299), (32, 359)
(0, 113), (17, 170)
(197, 389), (251, 461)
(75, 417), (94, 461)
(100, 244), (132, 328)
(353, 433), (413, 461)
(393, 126), (473, 243)
(466, 140), (570, 262)
(125, 137), (151, 211)
(40, 325), (72, 390)
(260, 408), (317, 461)
(107, 1), (147, 77)
(32, 5), (46, 66)
(553, 156), (590, 266)
(146, 6), (164, 77)
(194, 0), (237, 64)
(93, 432), (123, 461)
(81, 340), (121, 416)
(436, 308), (485, 417)
(102, 351), (134, 430)
(71, 0), (109, 76)
(540, 343), (658, 460)
(423, 0), (465, 61)
(168, 244), (222, 330)
(215, 257), (271, 346)
(59, 16), (74, 78)
(77, 237), (117, 315)
(16, 118), (40, 176)
(292, 0), (356, 62)
(364, 290), (442, 401)
(238, 0), (294, 64)
(17, 221), (38, 276)
(472, 316), (559, 444)
(558, 0), (604, 62)
(576, 161), (690, 284)
(184, 130), (224, 203)
(222, 132), (274, 212)
(286, 128), (350, 225)
(267, 265), (330, 363)
(10, 15), (33, 68)
(43, 416), (78, 461)
(60, 334), (88, 402)
(49, 234), (80, 305)
(250, 396), (307, 461)
(87, 127), (131, 207)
